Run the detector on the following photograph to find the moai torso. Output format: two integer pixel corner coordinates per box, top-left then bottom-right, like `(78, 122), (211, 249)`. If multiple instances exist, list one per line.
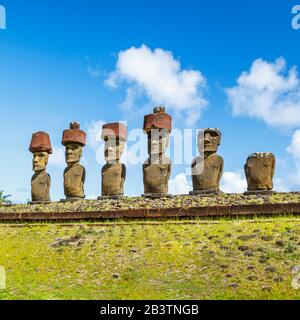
(143, 157), (171, 194)
(192, 154), (223, 191)
(245, 153), (275, 191)
(64, 163), (85, 199)
(102, 163), (126, 196)
(191, 128), (223, 194)
(31, 170), (51, 202)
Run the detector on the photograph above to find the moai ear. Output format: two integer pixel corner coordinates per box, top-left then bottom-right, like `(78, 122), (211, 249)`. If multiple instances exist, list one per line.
(44, 153), (50, 165)
(264, 158), (271, 167)
(216, 135), (221, 146)
(246, 158), (255, 168)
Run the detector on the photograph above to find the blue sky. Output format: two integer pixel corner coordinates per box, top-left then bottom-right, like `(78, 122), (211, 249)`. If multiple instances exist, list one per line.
(1, 0), (300, 202)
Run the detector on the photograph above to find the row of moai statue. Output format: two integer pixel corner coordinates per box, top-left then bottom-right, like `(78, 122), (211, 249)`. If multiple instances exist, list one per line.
(29, 107), (276, 203)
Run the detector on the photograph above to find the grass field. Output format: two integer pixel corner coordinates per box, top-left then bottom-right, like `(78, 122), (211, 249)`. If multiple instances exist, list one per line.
(0, 217), (300, 300)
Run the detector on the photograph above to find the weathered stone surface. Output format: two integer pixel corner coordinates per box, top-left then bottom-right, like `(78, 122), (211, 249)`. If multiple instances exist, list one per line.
(143, 157), (171, 195)
(245, 152), (275, 192)
(29, 132), (52, 203)
(102, 122), (128, 141)
(62, 123), (86, 200)
(31, 169), (51, 203)
(29, 131), (53, 154)
(101, 164), (126, 196)
(101, 123), (127, 197)
(143, 107), (172, 197)
(143, 106), (172, 132)
(191, 128), (224, 194)
(62, 122), (86, 147)
(64, 162), (85, 199)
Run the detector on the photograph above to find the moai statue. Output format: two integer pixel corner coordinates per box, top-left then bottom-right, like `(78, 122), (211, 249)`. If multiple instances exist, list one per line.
(62, 122), (86, 201)
(99, 122), (128, 199)
(190, 128), (224, 195)
(244, 152), (275, 194)
(143, 106), (172, 198)
(29, 131), (52, 204)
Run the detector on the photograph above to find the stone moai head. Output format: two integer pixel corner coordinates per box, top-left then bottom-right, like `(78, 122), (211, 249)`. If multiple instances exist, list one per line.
(62, 122), (86, 165)
(245, 152), (275, 192)
(29, 131), (52, 172)
(102, 123), (128, 164)
(143, 106), (172, 158)
(198, 128), (221, 155)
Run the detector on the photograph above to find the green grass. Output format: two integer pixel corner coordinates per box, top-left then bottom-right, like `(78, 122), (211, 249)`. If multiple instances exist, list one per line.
(0, 217), (300, 300)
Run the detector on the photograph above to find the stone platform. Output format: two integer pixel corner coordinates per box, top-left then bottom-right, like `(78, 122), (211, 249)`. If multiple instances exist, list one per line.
(1, 193), (300, 222)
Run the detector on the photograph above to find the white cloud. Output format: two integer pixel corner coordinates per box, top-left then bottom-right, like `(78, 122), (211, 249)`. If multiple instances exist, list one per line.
(274, 178), (289, 192)
(105, 44), (208, 125)
(86, 195), (97, 200)
(48, 146), (65, 168)
(86, 120), (106, 165)
(286, 130), (300, 187)
(169, 173), (192, 195)
(226, 57), (300, 128)
(221, 171), (247, 194)
(287, 129), (300, 160)
(86, 120), (105, 150)
(87, 66), (101, 79)
(85, 56), (101, 79)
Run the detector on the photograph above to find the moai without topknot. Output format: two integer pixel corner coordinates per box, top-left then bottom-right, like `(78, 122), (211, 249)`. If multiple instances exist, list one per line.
(143, 106), (172, 198)
(29, 131), (53, 204)
(62, 122), (86, 201)
(190, 128), (224, 195)
(99, 122), (128, 199)
(244, 152), (275, 194)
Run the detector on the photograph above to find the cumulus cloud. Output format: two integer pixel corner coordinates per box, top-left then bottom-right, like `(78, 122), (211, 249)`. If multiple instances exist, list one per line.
(169, 171), (248, 195)
(48, 146), (65, 168)
(87, 66), (101, 79)
(86, 120), (106, 165)
(221, 171), (247, 194)
(105, 45), (208, 126)
(286, 130), (300, 187)
(274, 178), (289, 192)
(85, 56), (101, 79)
(287, 129), (300, 160)
(226, 57), (300, 128)
(87, 120), (105, 150)
(86, 195), (97, 200)
(169, 173), (192, 195)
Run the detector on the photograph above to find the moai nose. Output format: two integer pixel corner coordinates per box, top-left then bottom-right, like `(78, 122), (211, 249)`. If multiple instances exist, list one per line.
(152, 140), (159, 146)
(204, 134), (210, 142)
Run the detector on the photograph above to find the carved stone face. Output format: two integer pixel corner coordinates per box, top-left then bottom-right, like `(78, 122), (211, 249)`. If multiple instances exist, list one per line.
(33, 152), (49, 172)
(104, 137), (125, 163)
(148, 129), (169, 156)
(199, 130), (221, 154)
(65, 143), (82, 164)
